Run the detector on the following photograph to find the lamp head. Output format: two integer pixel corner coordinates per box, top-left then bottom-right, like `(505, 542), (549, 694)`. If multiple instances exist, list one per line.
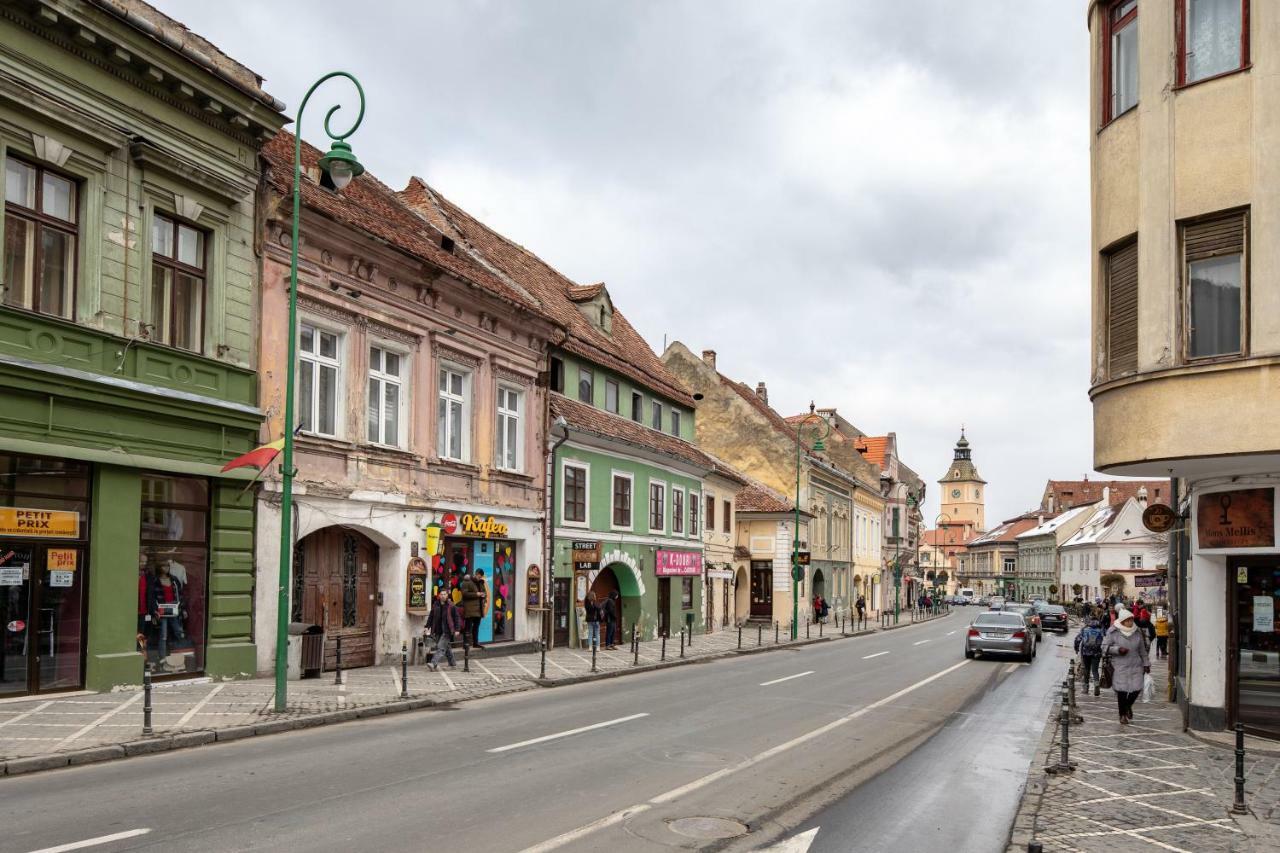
(318, 140), (364, 190)
(811, 437), (826, 453)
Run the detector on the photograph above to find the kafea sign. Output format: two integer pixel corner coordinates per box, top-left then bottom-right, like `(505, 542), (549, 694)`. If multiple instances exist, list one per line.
(655, 549), (700, 577)
(441, 512), (509, 539)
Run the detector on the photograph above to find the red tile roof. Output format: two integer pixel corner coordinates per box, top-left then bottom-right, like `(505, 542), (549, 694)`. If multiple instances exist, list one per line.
(967, 516), (1044, 547)
(1042, 479), (1168, 512)
(853, 436), (890, 469)
(399, 181), (694, 407)
(736, 481), (798, 514)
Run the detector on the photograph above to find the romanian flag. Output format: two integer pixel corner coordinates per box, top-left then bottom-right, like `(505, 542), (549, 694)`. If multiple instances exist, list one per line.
(220, 437), (285, 473)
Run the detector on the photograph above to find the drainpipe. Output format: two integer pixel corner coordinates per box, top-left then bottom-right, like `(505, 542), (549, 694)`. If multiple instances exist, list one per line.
(545, 415), (569, 648)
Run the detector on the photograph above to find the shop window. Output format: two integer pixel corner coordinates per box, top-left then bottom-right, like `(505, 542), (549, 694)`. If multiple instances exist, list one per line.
(138, 474), (209, 677)
(1183, 210), (1247, 360)
(681, 577), (693, 609)
(605, 379), (619, 414)
(650, 481), (666, 532)
(496, 386), (523, 471)
(563, 463), (587, 524)
(1101, 1), (1138, 125)
(1179, 0), (1248, 85)
(150, 213), (206, 352)
(299, 323), (341, 437)
(673, 489), (685, 534)
(367, 345), (405, 447)
(578, 366), (593, 404)
(612, 473), (632, 528)
(3, 156), (76, 320)
(438, 365), (471, 461)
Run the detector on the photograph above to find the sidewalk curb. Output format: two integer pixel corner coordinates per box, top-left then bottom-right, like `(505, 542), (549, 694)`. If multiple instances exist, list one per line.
(874, 612), (953, 632)
(1004, 665), (1068, 852)
(1186, 728), (1280, 758)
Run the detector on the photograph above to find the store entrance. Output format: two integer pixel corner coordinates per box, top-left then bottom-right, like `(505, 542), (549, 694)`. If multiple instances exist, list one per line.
(0, 543), (86, 697)
(750, 561), (773, 618)
(296, 527), (380, 669)
(1231, 558), (1280, 737)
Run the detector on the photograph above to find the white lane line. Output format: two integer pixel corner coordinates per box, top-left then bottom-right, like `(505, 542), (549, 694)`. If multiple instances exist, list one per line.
(947, 631), (957, 636)
(174, 684), (225, 729)
(913, 640), (929, 646)
(861, 651), (889, 660)
(24, 828), (152, 853)
(0, 700), (52, 730)
(476, 661), (502, 684)
(53, 693), (143, 750)
(508, 656), (538, 677)
(1004, 663), (1020, 674)
(488, 713), (649, 754)
(522, 659), (972, 852)
(760, 671), (814, 687)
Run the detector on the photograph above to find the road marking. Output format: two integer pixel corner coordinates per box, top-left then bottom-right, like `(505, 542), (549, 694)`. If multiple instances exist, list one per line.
(0, 700), (52, 730)
(476, 661), (502, 683)
(25, 828), (152, 853)
(760, 671), (814, 687)
(489, 713), (649, 754)
(913, 640), (929, 646)
(441, 670), (458, 691)
(53, 693), (143, 750)
(546, 656), (574, 675)
(523, 659), (973, 852)
(759, 827), (819, 852)
(947, 631), (957, 636)
(1005, 663), (1020, 674)
(861, 651), (889, 660)
(174, 684), (224, 729)
(508, 656), (538, 677)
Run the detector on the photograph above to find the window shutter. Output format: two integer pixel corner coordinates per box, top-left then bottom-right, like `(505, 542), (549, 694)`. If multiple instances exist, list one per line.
(1106, 240), (1138, 377)
(1183, 212), (1245, 262)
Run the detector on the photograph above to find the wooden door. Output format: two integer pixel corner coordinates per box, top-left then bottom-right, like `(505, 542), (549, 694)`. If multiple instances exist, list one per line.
(553, 577), (571, 647)
(750, 562), (773, 618)
(657, 578), (671, 636)
(299, 528), (379, 669)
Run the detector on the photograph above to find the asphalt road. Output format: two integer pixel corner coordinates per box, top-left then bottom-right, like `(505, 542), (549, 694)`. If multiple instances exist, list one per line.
(0, 611), (1063, 853)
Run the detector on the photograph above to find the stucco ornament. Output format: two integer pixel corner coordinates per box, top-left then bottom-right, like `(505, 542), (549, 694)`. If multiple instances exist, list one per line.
(600, 548), (645, 596)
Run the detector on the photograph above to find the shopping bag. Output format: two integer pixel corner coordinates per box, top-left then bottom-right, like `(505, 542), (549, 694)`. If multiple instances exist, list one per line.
(1141, 672), (1155, 703)
(1100, 654), (1114, 690)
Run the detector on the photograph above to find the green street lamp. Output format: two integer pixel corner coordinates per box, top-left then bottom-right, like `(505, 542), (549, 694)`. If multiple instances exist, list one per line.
(791, 404), (831, 640)
(274, 72), (366, 713)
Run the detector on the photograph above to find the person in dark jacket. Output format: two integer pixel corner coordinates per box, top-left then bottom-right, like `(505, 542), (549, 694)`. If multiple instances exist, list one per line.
(1074, 617), (1105, 695)
(601, 591), (620, 649)
(427, 589), (461, 670)
(460, 572), (483, 648)
(583, 590), (602, 649)
(146, 563), (185, 668)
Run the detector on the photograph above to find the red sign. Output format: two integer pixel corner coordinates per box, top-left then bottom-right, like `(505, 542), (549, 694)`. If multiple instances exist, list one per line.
(655, 550), (701, 577)
(441, 513), (459, 535)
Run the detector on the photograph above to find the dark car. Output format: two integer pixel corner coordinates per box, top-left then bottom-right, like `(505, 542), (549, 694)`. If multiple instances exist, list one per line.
(1036, 603), (1069, 633)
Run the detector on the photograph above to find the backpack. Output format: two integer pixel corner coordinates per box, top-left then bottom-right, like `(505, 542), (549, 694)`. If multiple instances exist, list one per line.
(1078, 626), (1103, 656)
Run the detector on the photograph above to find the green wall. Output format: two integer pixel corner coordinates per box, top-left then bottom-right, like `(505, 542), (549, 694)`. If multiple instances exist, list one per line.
(556, 445), (703, 533)
(553, 350), (695, 443)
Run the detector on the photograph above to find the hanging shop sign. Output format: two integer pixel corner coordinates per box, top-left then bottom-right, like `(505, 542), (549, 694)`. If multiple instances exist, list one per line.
(406, 557), (429, 614)
(655, 549), (701, 577)
(1134, 573), (1165, 588)
(526, 564), (542, 608)
(1197, 488), (1275, 549)
(796, 551), (811, 566)
(572, 540), (601, 571)
(441, 513), (459, 535)
(423, 522), (443, 557)
(0, 508), (79, 538)
(1142, 503), (1178, 534)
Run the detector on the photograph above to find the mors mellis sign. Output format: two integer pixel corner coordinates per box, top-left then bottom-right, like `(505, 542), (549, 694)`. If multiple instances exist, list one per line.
(1197, 488), (1276, 549)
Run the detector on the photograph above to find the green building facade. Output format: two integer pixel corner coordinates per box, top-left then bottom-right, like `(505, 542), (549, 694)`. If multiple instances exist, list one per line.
(0, 0), (285, 695)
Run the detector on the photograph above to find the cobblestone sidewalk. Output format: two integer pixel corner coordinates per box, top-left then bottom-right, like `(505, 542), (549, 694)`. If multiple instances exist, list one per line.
(1009, 664), (1280, 852)
(0, 613), (919, 775)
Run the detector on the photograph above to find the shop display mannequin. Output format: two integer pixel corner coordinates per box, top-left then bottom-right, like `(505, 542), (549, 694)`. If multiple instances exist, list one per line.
(145, 563), (186, 670)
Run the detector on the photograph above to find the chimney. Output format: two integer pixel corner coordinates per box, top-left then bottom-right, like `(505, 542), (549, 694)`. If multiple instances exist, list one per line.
(1137, 486), (1148, 507)
(755, 381), (768, 405)
(1038, 514), (1045, 527)
(702, 349), (717, 369)
(1103, 486), (1111, 505)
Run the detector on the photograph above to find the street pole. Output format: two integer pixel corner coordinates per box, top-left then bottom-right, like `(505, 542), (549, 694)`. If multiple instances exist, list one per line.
(791, 405), (829, 641)
(275, 72), (366, 713)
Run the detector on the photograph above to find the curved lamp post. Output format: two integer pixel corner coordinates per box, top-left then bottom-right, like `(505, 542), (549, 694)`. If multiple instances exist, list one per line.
(933, 512), (951, 599)
(791, 404), (831, 639)
(275, 72), (366, 713)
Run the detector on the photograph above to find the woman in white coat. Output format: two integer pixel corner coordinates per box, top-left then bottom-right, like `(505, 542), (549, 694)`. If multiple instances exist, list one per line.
(1102, 607), (1150, 724)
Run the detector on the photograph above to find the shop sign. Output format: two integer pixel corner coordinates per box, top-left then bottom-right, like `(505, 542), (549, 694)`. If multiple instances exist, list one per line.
(48, 571), (73, 588)
(47, 549), (77, 571)
(406, 557), (429, 613)
(460, 514), (509, 539)
(1134, 573), (1165, 588)
(1254, 596), (1275, 632)
(572, 540), (601, 570)
(526, 565), (542, 607)
(0, 547), (31, 585)
(423, 522), (443, 557)
(707, 569), (734, 580)
(0, 508), (79, 538)
(796, 551), (811, 566)
(441, 513), (459, 535)
(1142, 503), (1177, 534)
(1197, 488), (1275, 549)
(655, 549), (700, 576)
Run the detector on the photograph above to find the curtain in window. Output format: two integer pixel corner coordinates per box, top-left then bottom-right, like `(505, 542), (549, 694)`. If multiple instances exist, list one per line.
(1189, 255), (1242, 357)
(1187, 0), (1242, 82)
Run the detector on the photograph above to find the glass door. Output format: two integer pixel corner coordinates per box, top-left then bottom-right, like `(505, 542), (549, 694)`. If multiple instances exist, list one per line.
(36, 544), (85, 691)
(0, 545), (33, 696)
(1234, 560), (1280, 737)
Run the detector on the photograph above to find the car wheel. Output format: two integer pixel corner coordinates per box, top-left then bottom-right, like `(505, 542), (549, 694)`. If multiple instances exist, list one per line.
(965, 647), (975, 659)
(1036, 634), (1043, 643)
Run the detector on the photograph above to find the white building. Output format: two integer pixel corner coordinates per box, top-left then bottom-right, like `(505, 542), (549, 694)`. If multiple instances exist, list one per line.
(1059, 496), (1163, 603)
(1015, 504), (1095, 602)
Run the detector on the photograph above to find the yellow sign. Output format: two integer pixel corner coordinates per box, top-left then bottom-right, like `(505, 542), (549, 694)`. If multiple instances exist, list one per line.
(47, 549), (78, 571)
(460, 514), (509, 539)
(0, 508), (79, 538)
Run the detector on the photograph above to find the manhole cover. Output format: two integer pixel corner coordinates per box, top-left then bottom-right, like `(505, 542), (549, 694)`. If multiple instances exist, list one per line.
(668, 817), (749, 840)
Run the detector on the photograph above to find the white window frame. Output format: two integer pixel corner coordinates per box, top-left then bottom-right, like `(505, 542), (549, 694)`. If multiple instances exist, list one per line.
(495, 384), (524, 472)
(367, 341), (408, 448)
(611, 470), (634, 531)
(561, 459), (590, 528)
(649, 479), (667, 535)
(1129, 554), (1143, 569)
(298, 319), (344, 439)
(437, 363), (472, 462)
(672, 487), (685, 535)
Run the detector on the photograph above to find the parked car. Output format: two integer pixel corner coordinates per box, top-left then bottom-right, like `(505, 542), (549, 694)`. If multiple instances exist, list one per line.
(1036, 603), (1069, 633)
(988, 595), (1006, 611)
(977, 597), (990, 607)
(1005, 602), (1042, 642)
(965, 612), (1036, 662)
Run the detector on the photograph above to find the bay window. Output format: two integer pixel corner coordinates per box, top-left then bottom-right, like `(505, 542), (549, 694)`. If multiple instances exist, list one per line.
(3, 157), (76, 319)
(1179, 0), (1248, 85)
(1102, 1), (1138, 124)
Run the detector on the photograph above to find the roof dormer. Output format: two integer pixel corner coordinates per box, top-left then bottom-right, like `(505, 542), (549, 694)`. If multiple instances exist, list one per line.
(567, 282), (614, 336)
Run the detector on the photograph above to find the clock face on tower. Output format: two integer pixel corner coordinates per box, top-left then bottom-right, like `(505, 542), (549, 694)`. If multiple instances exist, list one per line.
(951, 489), (961, 498)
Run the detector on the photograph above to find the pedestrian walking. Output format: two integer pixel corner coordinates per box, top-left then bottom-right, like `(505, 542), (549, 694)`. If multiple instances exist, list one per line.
(584, 590), (602, 649)
(1102, 607), (1150, 724)
(855, 595), (866, 624)
(602, 590), (620, 649)
(427, 589), (461, 671)
(1154, 609), (1170, 658)
(1073, 616), (1105, 696)
(460, 571), (483, 649)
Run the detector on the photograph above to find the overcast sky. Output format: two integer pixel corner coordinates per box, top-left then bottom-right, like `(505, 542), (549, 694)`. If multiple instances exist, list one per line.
(158, 0), (1101, 526)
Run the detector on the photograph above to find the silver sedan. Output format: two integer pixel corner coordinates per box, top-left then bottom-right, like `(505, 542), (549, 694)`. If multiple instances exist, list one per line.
(964, 612), (1036, 662)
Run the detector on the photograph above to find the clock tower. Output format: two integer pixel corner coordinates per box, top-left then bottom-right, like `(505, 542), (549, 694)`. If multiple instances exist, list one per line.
(939, 429), (986, 532)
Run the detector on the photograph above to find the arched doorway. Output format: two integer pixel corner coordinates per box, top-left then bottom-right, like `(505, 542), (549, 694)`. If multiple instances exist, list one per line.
(293, 527), (380, 669)
(812, 568), (826, 600)
(593, 563), (642, 643)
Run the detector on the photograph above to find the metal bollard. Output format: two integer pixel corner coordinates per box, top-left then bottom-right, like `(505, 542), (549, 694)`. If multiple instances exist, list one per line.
(591, 641), (598, 673)
(688, 624), (693, 648)
(335, 635), (343, 685)
(633, 627), (640, 666)
(1028, 843), (1043, 853)
(1047, 680), (1076, 774)
(680, 628), (686, 658)
(757, 623), (762, 646)
(1069, 662), (1083, 723)
(806, 619), (810, 639)
(540, 639), (547, 679)
(661, 633), (667, 661)
(819, 618), (823, 638)
(738, 624), (742, 649)
(401, 641), (409, 698)
(142, 668), (154, 735)
(775, 621), (780, 644)
(463, 636), (470, 673)
(1232, 722), (1248, 814)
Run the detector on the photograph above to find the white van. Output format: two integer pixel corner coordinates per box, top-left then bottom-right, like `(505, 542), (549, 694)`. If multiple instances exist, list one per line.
(958, 587), (975, 604)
